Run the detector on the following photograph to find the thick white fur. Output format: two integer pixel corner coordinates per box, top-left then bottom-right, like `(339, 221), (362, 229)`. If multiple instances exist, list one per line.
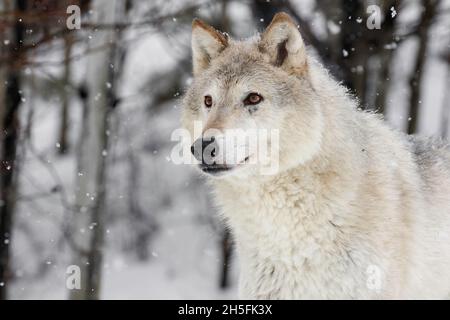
(183, 14), (450, 299)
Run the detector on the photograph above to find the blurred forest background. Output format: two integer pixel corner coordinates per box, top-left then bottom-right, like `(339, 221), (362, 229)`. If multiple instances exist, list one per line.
(0, 0), (449, 299)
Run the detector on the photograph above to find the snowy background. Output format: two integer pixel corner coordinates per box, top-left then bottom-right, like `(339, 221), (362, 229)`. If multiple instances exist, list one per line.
(1, 0), (449, 299)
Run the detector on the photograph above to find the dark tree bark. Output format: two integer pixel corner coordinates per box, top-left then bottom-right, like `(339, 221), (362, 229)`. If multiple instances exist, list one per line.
(340, 0), (368, 106)
(58, 32), (74, 155)
(126, 138), (157, 261)
(407, 0), (439, 134)
(219, 229), (232, 289)
(0, 0), (26, 300)
(372, 0), (401, 115)
(319, 0), (344, 66)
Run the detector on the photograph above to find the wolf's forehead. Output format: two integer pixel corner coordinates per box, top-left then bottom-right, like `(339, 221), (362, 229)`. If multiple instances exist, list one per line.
(209, 55), (268, 86)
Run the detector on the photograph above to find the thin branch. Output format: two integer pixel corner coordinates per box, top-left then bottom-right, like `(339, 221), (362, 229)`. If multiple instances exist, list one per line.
(0, 2), (213, 67)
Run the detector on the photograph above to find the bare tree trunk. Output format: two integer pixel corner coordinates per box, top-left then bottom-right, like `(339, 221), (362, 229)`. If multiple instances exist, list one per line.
(324, 1), (342, 57)
(407, 0), (439, 134)
(373, 0), (401, 115)
(0, 0), (26, 300)
(374, 50), (394, 114)
(125, 124), (157, 261)
(219, 229), (232, 289)
(58, 32), (74, 155)
(340, 0), (368, 106)
(69, 0), (119, 300)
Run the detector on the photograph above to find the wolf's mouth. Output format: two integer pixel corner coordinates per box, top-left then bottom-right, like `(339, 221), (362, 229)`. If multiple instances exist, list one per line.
(200, 165), (231, 174)
(200, 156), (250, 176)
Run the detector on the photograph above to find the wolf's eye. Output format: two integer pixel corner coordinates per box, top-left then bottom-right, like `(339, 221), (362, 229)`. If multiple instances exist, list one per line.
(244, 93), (263, 105)
(204, 95), (213, 108)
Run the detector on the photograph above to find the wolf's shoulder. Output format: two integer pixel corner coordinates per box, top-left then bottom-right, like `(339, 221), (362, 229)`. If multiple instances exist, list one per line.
(407, 135), (449, 157)
(404, 135), (450, 176)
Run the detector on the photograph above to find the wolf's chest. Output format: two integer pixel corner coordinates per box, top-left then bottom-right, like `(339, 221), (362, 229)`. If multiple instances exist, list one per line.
(215, 181), (374, 299)
(238, 249), (365, 299)
(222, 183), (332, 252)
(233, 218), (370, 299)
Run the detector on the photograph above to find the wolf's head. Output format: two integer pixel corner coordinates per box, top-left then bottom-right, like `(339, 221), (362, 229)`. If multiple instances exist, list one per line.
(182, 13), (323, 178)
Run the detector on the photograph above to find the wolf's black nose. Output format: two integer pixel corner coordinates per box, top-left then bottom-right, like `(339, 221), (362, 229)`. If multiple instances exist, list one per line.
(191, 137), (217, 165)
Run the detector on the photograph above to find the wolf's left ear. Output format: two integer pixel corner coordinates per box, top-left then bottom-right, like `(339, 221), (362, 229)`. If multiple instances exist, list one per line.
(191, 18), (228, 76)
(259, 12), (307, 75)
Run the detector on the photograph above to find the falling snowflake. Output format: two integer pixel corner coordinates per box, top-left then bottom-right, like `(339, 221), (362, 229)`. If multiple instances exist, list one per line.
(384, 42), (398, 50)
(327, 21), (341, 35)
(390, 7), (397, 18)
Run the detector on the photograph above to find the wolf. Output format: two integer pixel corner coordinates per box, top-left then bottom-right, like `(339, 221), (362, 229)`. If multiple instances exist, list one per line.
(182, 12), (450, 299)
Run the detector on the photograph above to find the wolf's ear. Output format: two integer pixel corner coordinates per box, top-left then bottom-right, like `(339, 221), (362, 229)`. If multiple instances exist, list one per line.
(259, 12), (307, 75)
(191, 18), (228, 76)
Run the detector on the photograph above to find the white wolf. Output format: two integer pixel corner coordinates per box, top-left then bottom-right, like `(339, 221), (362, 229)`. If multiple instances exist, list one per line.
(182, 12), (450, 299)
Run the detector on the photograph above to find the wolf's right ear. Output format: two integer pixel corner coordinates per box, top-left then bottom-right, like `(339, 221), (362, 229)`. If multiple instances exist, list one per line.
(259, 12), (308, 75)
(191, 19), (228, 76)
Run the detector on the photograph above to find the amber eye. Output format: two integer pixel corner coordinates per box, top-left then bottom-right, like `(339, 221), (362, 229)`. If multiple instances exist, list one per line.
(244, 93), (263, 105)
(204, 95), (213, 108)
